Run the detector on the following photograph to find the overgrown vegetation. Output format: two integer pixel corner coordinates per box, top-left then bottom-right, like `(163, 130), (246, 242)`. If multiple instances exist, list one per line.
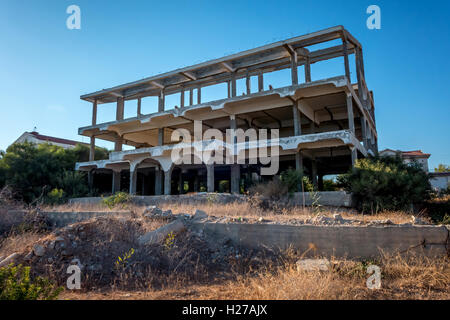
(102, 192), (131, 209)
(0, 264), (63, 300)
(0, 142), (108, 204)
(337, 156), (432, 213)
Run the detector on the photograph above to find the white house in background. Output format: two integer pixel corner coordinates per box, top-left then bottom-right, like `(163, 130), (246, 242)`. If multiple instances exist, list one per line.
(13, 131), (86, 149)
(429, 172), (450, 192)
(379, 149), (431, 172)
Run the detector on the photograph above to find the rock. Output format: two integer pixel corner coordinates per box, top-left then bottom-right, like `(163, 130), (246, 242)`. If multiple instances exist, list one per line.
(24, 251), (34, 261)
(296, 258), (331, 272)
(33, 244), (45, 257)
(193, 209), (208, 220)
(333, 213), (343, 221)
(47, 241), (56, 250)
(411, 216), (428, 225)
(138, 218), (186, 245)
(47, 258), (54, 263)
(55, 236), (65, 242)
(258, 217), (265, 222)
(70, 258), (83, 270)
(143, 206), (163, 216)
(0, 253), (20, 268)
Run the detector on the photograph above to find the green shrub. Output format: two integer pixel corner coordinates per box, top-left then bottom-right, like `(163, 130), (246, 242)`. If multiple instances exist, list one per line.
(337, 156), (431, 213)
(280, 169), (314, 193)
(46, 188), (65, 205)
(0, 264), (63, 300)
(102, 192), (131, 209)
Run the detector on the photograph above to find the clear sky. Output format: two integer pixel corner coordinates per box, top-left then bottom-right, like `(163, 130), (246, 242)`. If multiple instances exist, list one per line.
(0, 0), (449, 170)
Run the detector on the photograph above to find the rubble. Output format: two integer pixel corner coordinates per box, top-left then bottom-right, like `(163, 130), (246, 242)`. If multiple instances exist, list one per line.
(296, 258), (331, 272)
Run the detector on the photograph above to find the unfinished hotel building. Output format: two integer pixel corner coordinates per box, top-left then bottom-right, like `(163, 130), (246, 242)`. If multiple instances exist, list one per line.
(75, 26), (378, 196)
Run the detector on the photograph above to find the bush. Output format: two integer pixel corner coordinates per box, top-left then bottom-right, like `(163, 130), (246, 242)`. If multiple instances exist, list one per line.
(102, 192), (131, 209)
(0, 264), (63, 300)
(280, 169), (314, 193)
(46, 188), (65, 205)
(337, 156), (432, 213)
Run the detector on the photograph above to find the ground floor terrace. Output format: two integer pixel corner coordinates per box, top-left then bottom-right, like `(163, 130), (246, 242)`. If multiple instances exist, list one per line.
(76, 129), (371, 195)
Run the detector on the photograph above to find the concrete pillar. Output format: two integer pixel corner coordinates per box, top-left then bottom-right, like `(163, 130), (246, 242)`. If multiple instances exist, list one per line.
(189, 88), (194, 106)
(158, 128), (164, 146)
(246, 74), (251, 95)
(295, 152), (303, 192)
(197, 87), (201, 104)
(311, 158), (318, 190)
(290, 51), (298, 85)
(351, 147), (357, 167)
(346, 94), (355, 134)
(180, 89), (185, 108)
(137, 98), (142, 117)
(129, 168), (137, 195)
(231, 73), (237, 97)
(164, 168), (172, 195)
(318, 174), (324, 191)
(112, 171), (121, 193)
(178, 171), (183, 194)
(293, 101), (301, 136)
(342, 37), (351, 81)
(207, 165), (214, 192)
(89, 100), (97, 161)
(155, 168), (163, 195)
(115, 97), (124, 152)
(258, 72), (264, 92)
(360, 114), (368, 149)
(304, 56), (311, 83)
(231, 164), (240, 194)
(158, 90), (165, 112)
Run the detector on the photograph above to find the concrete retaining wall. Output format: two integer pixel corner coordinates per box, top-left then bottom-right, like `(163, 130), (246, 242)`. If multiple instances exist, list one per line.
(43, 211), (132, 228)
(191, 222), (449, 258)
(69, 191), (353, 207)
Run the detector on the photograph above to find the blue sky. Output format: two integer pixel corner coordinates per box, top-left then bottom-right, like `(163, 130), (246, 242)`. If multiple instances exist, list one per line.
(0, 0), (449, 170)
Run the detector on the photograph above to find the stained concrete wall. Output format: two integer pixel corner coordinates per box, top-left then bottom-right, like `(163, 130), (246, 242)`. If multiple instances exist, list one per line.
(69, 191), (353, 207)
(191, 222), (449, 259)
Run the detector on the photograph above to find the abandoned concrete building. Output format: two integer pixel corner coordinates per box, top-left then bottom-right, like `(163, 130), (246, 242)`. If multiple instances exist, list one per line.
(75, 26), (378, 195)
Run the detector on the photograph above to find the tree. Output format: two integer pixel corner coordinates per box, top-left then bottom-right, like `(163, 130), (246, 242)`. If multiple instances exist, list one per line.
(0, 142), (108, 203)
(337, 156), (432, 213)
(435, 164), (450, 173)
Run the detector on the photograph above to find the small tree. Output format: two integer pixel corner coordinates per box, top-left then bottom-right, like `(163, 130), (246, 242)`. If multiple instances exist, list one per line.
(338, 156), (431, 213)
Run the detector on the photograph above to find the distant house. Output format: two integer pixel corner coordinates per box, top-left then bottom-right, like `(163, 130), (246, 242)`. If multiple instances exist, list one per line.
(13, 131), (86, 149)
(429, 172), (450, 192)
(379, 149), (431, 172)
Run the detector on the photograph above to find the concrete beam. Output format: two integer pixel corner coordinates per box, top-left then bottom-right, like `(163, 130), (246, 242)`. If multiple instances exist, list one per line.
(207, 165), (214, 192)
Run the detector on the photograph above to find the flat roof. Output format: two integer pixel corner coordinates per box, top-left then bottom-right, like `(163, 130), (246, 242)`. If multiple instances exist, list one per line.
(81, 26), (360, 104)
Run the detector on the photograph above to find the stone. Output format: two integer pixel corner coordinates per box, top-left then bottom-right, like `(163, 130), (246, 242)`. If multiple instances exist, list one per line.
(0, 253), (20, 268)
(411, 216), (428, 225)
(138, 218), (186, 245)
(193, 209), (208, 220)
(333, 213), (343, 221)
(48, 241), (56, 250)
(296, 258), (331, 272)
(24, 251), (34, 261)
(143, 206), (163, 217)
(33, 244), (45, 257)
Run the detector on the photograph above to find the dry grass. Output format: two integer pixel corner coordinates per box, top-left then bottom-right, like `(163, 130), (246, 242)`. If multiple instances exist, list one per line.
(44, 200), (418, 225)
(61, 253), (450, 300)
(0, 231), (42, 259)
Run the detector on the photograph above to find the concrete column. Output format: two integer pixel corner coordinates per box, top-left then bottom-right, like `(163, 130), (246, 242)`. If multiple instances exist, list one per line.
(129, 168), (137, 195)
(311, 158), (318, 190)
(189, 88), (194, 106)
(304, 56), (311, 83)
(318, 174), (324, 191)
(290, 51), (298, 85)
(231, 73), (237, 97)
(293, 101), (301, 136)
(246, 74), (251, 95)
(207, 165), (214, 192)
(154, 168), (163, 195)
(355, 48), (364, 105)
(178, 171), (183, 194)
(295, 152), (303, 192)
(342, 37), (351, 81)
(89, 100), (97, 161)
(258, 72), (264, 92)
(112, 171), (121, 193)
(197, 87), (201, 104)
(360, 114), (368, 149)
(351, 147), (357, 167)
(180, 89), (185, 108)
(158, 128), (164, 146)
(158, 90), (165, 112)
(231, 164), (240, 194)
(163, 168), (172, 195)
(137, 98), (142, 117)
(115, 97), (124, 152)
(346, 94), (355, 134)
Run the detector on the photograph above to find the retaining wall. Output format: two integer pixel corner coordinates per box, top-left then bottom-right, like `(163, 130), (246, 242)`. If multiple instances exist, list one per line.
(69, 191), (353, 207)
(191, 222), (449, 259)
(43, 211), (132, 228)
